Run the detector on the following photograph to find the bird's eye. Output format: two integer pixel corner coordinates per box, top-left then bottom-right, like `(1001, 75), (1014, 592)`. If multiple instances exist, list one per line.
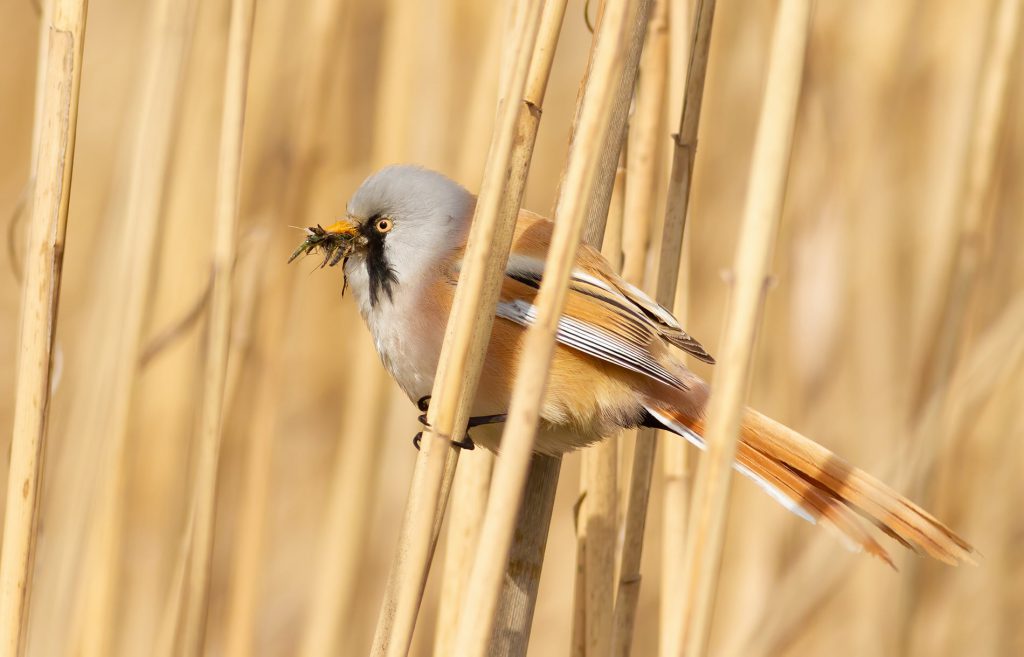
(375, 217), (393, 234)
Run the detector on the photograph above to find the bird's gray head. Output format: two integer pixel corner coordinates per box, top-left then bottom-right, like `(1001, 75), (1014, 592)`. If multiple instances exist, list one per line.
(326, 165), (474, 307)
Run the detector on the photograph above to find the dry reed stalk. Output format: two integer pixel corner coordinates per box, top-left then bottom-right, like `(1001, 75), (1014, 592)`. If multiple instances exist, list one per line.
(433, 450), (495, 656)
(611, 1), (717, 653)
(620, 0), (668, 287)
(178, 0), (258, 651)
(0, 1), (88, 654)
(450, 0), (632, 653)
(601, 153), (628, 270)
(369, 2), (554, 654)
(605, 4), (668, 656)
(298, 340), (391, 657)
(581, 0), (655, 249)
(489, 452), (562, 657)
(221, 273), (286, 657)
(61, 0), (198, 652)
(909, 0), (1022, 419)
(581, 435), (618, 655)
(672, 0), (811, 655)
(571, 453), (589, 657)
(433, 5), (508, 652)
(567, 3), (657, 651)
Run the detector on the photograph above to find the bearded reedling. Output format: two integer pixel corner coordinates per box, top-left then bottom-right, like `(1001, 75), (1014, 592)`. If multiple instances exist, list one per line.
(290, 164), (975, 567)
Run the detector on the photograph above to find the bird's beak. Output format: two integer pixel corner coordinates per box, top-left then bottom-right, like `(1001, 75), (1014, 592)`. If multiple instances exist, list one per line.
(322, 218), (360, 240)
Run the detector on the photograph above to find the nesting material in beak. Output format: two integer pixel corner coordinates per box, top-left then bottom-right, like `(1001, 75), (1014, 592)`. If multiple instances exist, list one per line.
(287, 221), (359, 267)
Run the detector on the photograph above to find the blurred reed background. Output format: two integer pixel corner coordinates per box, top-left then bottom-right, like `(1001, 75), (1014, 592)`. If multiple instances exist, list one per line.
(1, 0), (1022, 656)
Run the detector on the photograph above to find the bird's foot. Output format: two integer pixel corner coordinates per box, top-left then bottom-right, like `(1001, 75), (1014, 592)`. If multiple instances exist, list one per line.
(412, 431), (475, 451)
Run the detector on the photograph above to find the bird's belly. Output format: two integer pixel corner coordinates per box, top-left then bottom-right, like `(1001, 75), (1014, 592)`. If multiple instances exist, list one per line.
(363, 302), (442, 403)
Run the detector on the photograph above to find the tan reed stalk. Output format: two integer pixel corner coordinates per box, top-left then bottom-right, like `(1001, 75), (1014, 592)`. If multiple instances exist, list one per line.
(299, 340), (391, 657)
(581, 0), (655, 249)
(611, 1), (717, 654)
(612, 3), (671, 636)
(567, 4), (656, 652)
(602, 152), (628, 271)
(671, 0), (811, 655)
(575, 144), (626, 657)
(581, 435), (618, 655)
(433, 450), (495, 655)
(490, 452), (562, 657)
(620, 0), (668, 287)
(571, 453), (589, 657)
(63, 0), (198, 652)
(177, 0), (258, 651)
(221, 274), (286, 657)
(450, 0), (632, 653)
(433, 5), (508, 652)
(0, 1), (88, 654)
(369, 2), (554, 654)
(909, 0), (1022, 419)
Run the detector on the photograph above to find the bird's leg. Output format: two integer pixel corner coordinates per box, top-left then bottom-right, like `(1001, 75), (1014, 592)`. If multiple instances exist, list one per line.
(411, 403), (503, 451)
(467, 413), (507, 428)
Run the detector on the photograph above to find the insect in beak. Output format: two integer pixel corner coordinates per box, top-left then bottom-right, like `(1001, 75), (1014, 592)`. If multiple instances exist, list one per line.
(288, 220), (360, 267)
(288, 220), (363, 295)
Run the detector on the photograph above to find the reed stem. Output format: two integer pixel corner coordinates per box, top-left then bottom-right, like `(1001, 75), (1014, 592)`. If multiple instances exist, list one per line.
(450, 0), (632, 653)
(673, 0), (811, 655)
(0, 2), (88, 655)
(180, 0), (258, 650)
(369, 2), (557, 653)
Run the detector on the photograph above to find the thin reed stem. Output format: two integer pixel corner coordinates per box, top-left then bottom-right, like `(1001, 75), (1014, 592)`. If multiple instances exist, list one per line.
(673, 1), (812, 655)
(612, 1), (717, 654)
(0, 2), (88, 655)
(299, 342), (391, 657)
(369, 2), (556, 654)
(450, 0), (632, 653)
(179, 0), (258, 651)
(909, 0), (1022, 418)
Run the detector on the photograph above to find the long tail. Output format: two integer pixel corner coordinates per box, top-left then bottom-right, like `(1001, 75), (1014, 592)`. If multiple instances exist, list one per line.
(645, 404), (975, 568)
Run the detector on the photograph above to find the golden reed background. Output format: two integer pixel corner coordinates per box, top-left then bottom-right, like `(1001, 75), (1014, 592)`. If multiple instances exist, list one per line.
(1, 0), (1022, 655)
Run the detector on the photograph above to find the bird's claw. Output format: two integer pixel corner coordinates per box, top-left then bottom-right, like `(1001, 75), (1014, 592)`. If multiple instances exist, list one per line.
(412, 431), (475, 451)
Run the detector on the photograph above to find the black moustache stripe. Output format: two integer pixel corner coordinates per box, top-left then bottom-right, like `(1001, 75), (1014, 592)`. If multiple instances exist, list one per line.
(361, 219), (398, 306)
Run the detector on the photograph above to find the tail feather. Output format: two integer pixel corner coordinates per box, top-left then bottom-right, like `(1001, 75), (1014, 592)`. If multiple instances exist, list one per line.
(647, 404), (976, 567)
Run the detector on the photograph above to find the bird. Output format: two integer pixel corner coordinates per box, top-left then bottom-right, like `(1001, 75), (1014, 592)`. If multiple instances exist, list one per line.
(296, 163), (974, 567)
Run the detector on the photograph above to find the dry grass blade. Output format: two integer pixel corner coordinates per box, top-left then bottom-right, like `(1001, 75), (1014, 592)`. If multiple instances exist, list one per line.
(450, 0), (632, 653)
(0, 2), (88, 655)
(179, 0), (258, 651)
(369, 2), (552, 654)
(673, 0), (812, 655)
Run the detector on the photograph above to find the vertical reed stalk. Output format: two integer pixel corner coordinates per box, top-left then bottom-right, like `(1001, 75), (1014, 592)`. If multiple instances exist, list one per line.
(909, 0), (1022, 418)
(434, 5), (511, 652)
(581, 0), (655, 249)
(221, 276), (286, 657)
(608, 8), (669, 654)
(369, 2), (555, 654)
(673, 1), (811, 655)
(450, 1), (632, 653)
(570, 4), (654, 652)
(67, 0), (198, 652)
(180, 0), (258, 651)
(433, 450), (494, 655)
(299, 340), (391, 657)
(581, 437), (617, 656)
(613, 1), (717, 654)
(0, 2), (88, 655)
(489, 453), (561, 657)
